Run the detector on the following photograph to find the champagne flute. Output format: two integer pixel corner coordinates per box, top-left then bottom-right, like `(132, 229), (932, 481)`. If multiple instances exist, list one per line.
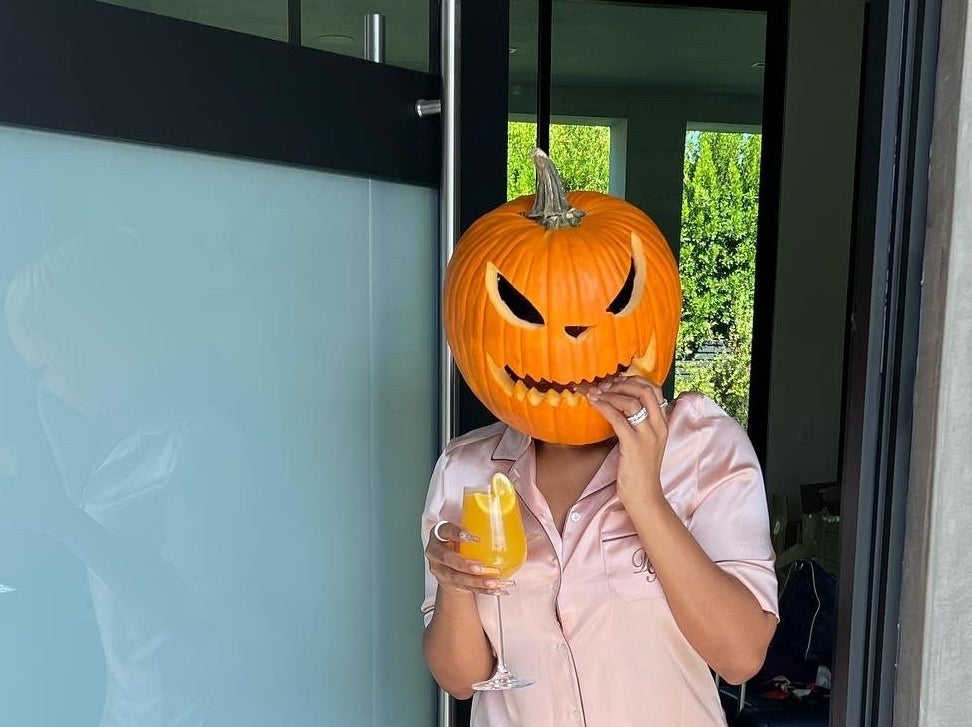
(459, 472), (533, 690)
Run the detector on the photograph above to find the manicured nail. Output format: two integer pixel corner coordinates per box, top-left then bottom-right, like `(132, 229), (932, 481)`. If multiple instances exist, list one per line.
(474, 565), (501, 575)
(487, 579), (515, 588)
(587, 389), (600, 401)
(458, 530), (480, 542)
(599, 379), (614, 389)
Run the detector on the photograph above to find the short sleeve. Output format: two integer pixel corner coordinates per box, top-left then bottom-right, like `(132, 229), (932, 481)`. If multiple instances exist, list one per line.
(687, 398), (779, 620)
(419, 448), (463, 628)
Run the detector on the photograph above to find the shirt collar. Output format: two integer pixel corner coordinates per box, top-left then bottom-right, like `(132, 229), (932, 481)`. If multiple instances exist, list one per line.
(491, 425), (531, 463)
(490, 425), (620, 497)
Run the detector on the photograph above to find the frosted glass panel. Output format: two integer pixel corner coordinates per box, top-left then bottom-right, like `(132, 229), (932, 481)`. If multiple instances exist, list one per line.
(0, 125), (437, 727)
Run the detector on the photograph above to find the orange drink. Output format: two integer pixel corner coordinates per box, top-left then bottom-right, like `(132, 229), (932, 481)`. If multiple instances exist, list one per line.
(459, 473), (527, 579)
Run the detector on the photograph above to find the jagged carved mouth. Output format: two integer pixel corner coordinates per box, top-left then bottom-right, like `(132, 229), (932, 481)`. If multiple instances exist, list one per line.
(486, 335), (657, 407)
(504, 362), (629, 394)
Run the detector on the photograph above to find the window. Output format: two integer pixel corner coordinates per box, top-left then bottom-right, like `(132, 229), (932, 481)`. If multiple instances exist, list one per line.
(675, 129), (762, 427)
(507, 120), (613, 200)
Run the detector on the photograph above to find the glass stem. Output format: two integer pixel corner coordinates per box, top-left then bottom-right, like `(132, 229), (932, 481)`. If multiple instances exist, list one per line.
(494, 594), (511, 677)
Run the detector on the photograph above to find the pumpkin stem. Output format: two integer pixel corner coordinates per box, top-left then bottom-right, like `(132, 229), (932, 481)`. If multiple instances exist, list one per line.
(523, 148), (586, 229)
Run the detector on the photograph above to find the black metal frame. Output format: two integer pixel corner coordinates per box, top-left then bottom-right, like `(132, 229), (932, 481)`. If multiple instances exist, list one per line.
(747, 0), (789, 468)
(831, 0), (942, 723)
(536, 0), (553, 152)
(0, 0), (439, 186)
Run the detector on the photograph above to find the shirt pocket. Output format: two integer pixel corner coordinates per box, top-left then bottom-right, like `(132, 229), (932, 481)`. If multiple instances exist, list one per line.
(600, 528), (667, 602)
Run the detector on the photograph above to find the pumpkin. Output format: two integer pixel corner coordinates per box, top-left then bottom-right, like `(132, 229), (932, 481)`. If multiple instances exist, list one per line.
(444, 149), (682, 445)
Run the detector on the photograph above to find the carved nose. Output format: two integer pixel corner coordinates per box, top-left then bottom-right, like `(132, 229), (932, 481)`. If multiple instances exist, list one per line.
(565, 325), (590, 339)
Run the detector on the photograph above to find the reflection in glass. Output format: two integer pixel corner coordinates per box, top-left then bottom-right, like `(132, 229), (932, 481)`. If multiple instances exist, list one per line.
(303, 0), (429, 72)
(509, 0), (539, 119)
(0, 125), (436, 726)
(94, 0), (430, 72)
(95, 0), (290, 41)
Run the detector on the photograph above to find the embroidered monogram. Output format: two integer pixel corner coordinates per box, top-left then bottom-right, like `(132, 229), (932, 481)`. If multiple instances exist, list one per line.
(631, 547), (657, 582)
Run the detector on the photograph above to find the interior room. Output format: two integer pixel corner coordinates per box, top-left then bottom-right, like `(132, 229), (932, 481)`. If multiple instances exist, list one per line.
(0, 0), (964, 726)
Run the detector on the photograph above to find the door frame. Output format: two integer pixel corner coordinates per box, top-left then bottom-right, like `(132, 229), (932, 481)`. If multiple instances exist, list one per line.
(832, 0), (943, 724)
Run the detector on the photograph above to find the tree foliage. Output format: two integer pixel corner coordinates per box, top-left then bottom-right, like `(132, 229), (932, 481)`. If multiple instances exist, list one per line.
(507, 122), (611, 200)
(676, 131), (761, 426)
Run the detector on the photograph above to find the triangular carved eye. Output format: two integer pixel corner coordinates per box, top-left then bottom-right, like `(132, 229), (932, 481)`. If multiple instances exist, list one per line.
(497, 273), (544, 324)
(606, 233), (648, 317)
(485, 263), (545, 329)
(607, 257), (636, 314)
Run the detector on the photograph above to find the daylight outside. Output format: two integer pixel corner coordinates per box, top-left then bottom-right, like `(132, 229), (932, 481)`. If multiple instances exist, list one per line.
(508, 121), (761, 426)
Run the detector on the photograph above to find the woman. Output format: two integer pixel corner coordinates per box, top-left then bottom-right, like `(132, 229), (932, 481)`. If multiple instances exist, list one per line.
(420, 150), (778, 726)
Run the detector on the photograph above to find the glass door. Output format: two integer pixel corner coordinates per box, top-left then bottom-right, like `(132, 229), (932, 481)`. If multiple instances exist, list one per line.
(0, 1), (509, 725)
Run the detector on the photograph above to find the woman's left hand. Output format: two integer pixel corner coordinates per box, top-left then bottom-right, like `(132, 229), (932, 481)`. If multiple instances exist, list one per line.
(586, 376), (669, 509)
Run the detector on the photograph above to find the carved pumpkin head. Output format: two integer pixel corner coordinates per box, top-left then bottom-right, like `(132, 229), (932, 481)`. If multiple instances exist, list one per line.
(444, 149), (682, 445)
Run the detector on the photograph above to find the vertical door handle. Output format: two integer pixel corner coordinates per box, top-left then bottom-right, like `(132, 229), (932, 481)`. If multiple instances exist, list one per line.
(438, 0), (460, 454)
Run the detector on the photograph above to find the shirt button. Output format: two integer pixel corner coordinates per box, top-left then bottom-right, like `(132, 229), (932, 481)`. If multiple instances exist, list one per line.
(569, 511), (581, 523)
(558, 643), (569, 655)
(571, 710), (582, 721)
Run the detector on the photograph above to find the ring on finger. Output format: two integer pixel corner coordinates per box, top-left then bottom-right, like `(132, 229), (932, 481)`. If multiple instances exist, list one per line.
(432, 520), (450, 543)
(626, 406), (649, 426)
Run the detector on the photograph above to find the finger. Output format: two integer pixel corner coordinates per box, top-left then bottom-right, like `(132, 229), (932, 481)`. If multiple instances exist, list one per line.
(598, 379), (668, 431)
(587, 396), (637, 440)
(614, 379), (667, 432)
(432, 567), (515, 596)
(428, 520), (479, 545)
(590, 390), (644, 419)
(427, 544), (502, 577)
(599, 377), (664, 406)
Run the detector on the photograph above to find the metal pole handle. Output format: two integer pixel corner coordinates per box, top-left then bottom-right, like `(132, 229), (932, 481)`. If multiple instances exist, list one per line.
(439, 0), (459, 454)
(438, 1), (460, 723)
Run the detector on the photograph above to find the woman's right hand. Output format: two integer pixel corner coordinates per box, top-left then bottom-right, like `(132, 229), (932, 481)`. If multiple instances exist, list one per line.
(425, 521), (513, 597)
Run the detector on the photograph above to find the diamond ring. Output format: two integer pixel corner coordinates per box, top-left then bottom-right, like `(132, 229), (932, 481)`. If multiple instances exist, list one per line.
(626, 406), (649, 426)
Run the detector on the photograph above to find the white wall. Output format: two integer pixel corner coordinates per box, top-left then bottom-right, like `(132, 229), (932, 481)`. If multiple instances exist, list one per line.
(764, 0), (865, 514)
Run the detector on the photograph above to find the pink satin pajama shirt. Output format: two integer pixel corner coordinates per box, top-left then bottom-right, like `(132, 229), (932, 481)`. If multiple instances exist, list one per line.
(422, 392), (779, 727)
